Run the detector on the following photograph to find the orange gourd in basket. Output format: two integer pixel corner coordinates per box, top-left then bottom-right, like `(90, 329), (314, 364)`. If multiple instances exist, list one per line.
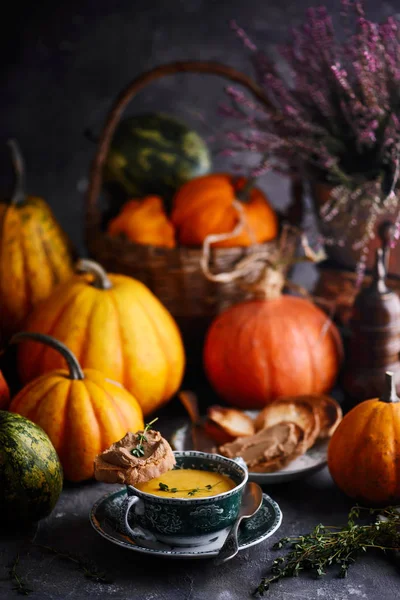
(17, 260), (185, 416)
(328, 371), (400, 506)
(203, 266), (342, 409)
(107, 196), (176, 248)
(10, 332), (144, 482)
(171, 174), (278, 247)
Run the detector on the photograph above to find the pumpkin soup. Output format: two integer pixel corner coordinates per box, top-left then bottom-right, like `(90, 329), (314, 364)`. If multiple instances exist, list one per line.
(135, 468), (236, 498)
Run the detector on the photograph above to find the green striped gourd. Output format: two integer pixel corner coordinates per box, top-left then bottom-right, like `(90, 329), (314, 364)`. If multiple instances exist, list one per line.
(103, 113), (211, 205)
(0, 411), (63, 523)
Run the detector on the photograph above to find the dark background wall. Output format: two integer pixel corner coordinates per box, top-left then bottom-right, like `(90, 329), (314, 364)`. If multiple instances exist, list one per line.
(2, 0), (399, 255)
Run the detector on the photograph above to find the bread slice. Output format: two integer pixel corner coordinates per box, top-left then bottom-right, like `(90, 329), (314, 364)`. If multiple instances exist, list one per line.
(254, 398), (320, 453)
(94, 430), (176, 486)
(204, 405), (255, 445)
(219, 422), (305, 473)
(293, 394), (342, 439)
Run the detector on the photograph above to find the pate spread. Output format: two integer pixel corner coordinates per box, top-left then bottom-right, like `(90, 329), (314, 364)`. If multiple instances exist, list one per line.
(219, 422), (304, 472)
(94, 430), (175, 486)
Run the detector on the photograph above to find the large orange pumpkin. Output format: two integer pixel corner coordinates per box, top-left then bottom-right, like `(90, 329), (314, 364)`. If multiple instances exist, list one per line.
(10, 332), (144, 482)
(0, 140), (74, 338)
(17, 260), (185, 416)
(203, 275), (342, 408)
(328, 371), (400, 506)
(171, 174), (278, 247)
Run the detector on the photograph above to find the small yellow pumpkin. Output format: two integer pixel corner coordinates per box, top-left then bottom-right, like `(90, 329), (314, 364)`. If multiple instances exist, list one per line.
(0, 141), (74, 338)
(17, 259), (185, 416)
(10, 332), (144, 482)
(328, 371), (400, 506)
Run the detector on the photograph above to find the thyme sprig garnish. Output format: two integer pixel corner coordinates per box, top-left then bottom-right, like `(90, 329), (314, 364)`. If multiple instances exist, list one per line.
(131, 418), (158, 457)
(8, 554), (33, 596)
(157, 481), (222, 496)
(255, 506), (400, 596)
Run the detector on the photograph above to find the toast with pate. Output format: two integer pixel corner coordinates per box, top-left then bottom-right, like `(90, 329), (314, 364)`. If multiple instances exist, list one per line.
(204, 405), (255, 445)
(293, 394), (343, 439)
(254, 398), (320, 453)
(219, 422), (305, 472)
(94, 430), (175, 486)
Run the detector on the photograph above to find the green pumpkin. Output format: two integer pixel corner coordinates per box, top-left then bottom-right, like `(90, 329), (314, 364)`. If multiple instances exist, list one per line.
(0, 411), (63, 523)
(103, 113), (211, 205)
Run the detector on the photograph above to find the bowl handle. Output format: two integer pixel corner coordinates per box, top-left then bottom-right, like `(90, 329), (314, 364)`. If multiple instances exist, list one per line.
(119, 489), (145, 539)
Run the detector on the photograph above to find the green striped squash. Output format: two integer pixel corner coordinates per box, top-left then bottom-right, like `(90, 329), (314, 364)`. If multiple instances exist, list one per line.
(103, 113), (211, 204)
(0, 411), (63, 523)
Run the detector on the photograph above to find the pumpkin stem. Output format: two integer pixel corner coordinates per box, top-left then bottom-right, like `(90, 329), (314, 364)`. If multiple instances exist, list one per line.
(235, 176), (256, 204)
(76, 259), (113, 290)
(10, 332), (85, 381)
(248, 264), (285, 300)
(380, 371), (400, 403)
(7, 139), (26, 206)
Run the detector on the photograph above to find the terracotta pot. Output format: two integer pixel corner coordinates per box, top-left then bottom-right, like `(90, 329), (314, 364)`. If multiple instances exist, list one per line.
(310, 181), (400, 276)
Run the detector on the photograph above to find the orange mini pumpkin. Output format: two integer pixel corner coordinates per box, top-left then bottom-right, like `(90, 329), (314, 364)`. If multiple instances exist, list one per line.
(171, 173), (278, 247)
(17, 259), (185, 416)
(10, 332), (144, 482)
(203, 268), (342, 409)
(107, 196), (176, 248)
(328, 371), (400, 506)
(0, 369), (9, 410)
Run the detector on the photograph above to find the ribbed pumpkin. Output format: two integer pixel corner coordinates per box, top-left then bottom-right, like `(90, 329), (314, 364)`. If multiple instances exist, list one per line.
(171, 174), (278, 247)
(107, 196), (176, 248)
(0, 141), (74, 338)
(0, 369), (9, 409)
(328, 371), (400, 506)
(10, 332), (144, 482)
(203, 268), (342, 409)
(17, 260), (185, 416)
(0, 410), (63, 523)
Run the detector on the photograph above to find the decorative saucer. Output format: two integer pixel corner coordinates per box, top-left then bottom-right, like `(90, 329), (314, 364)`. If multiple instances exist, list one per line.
(90, 488), (282, 559)
(171, 413), (329, 485)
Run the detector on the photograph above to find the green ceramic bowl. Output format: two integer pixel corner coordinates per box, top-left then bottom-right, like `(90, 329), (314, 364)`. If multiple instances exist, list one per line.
(119, 451), (248, 547)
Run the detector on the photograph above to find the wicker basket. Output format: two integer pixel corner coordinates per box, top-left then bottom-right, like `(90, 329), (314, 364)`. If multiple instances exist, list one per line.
(84, 61), (296, 369)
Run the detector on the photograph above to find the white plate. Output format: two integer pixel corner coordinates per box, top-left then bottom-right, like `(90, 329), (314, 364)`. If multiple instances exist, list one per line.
(171, 411), (328, 484)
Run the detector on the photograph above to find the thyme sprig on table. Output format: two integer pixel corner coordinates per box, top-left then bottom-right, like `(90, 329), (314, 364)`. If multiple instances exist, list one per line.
(255, 506), (400, 596)
(8, 554), (32, 596)
(4, 545), (113, 596)
(35, 544), (112, 584)
(158, 481), (222, 497)
(131, 418), (158, 457)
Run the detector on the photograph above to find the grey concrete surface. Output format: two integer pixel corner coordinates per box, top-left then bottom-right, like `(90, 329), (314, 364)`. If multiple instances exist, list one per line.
(1, 412), (400, 600)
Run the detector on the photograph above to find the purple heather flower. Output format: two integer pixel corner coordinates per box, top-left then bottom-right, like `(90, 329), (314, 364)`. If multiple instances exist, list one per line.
(224, 0), (400, 256)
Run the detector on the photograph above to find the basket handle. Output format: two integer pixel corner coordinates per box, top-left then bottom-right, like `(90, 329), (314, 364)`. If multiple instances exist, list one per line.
(85, 60), (274, 234)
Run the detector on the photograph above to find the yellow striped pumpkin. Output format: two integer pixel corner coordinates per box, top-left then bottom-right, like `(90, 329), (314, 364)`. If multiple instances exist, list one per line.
(17, 259), (185, 416)
(0, 140), (74, 338)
